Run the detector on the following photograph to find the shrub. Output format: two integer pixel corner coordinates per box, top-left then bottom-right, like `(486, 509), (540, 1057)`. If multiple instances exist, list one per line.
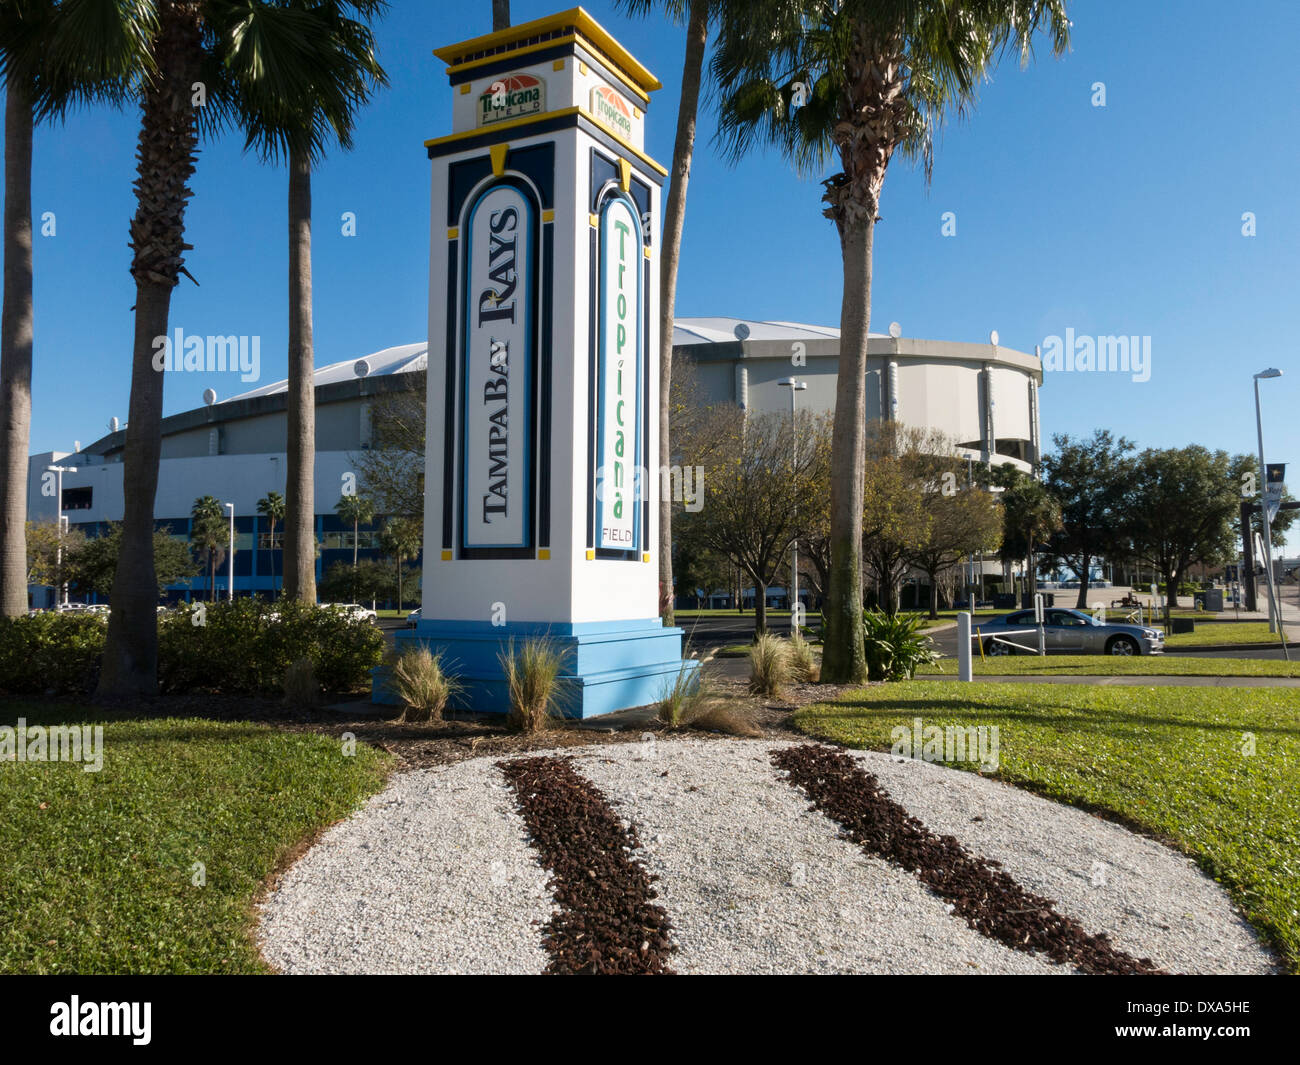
(0, 613), (106, 696)
(788, 631), (819, 683)
(862, 609), (940, 682)
(658, 659), (704, 727)
(748, 632), (789, 698)
(387, 646), (458, 723)
(500, 638), (567, 732)
(282, 658), (321, 709)
(158, 598), (384, 695)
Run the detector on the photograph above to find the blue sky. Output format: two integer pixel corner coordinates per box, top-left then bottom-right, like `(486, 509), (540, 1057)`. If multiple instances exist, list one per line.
(20, 0), (1300, 486)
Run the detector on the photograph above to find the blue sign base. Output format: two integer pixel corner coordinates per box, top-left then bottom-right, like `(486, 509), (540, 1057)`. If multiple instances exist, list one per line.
(372, 617), (699, 719)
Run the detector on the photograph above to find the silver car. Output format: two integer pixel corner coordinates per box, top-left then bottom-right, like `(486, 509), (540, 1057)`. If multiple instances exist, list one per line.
(976, 608), (1165, 656)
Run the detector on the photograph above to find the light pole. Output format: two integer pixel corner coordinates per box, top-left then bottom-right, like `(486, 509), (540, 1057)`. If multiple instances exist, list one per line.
(1253, 368), (1288, 660)
(46, 464), (77, 607)
(225, 503), (235, 602)
(778, 377), (807, 633)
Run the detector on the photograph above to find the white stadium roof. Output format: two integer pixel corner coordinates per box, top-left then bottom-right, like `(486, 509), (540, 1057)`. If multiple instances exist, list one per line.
(223, 342), (428, 403)
(220, 319), (888, 403)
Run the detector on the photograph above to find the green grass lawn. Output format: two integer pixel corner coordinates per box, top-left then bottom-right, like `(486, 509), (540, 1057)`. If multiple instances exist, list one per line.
(919, 655), (1300, 677)
(795, 682), (1300, 971)
(1165, 621), (1288, 647)
(0, 702), (389, 974)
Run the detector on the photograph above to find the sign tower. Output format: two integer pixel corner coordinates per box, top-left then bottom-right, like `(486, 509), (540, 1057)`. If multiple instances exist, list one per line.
(379, 7), (695, 717)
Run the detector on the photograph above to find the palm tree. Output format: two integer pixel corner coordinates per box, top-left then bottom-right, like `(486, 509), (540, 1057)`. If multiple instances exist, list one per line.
(0, 2), (151, 618)
(98, 1), (384, 697)
(492, 1), (509, 32)
(233, 1), (386, 607)
(711, 0), (1070, 682)
(335, 493), (374, 568)
(380, 517), (420, 611)
(995, 469), (1062, 602)
(618, 0), (713, 628)
(257, 490), (285, 593)
(190, 495), (228, 601)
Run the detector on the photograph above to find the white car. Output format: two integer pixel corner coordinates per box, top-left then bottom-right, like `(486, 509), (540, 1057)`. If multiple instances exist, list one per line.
(324, 603), (378, 623)
(406, 608), (421, 628)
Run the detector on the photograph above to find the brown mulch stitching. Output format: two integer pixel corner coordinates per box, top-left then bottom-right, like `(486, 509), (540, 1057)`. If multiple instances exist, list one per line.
(771, 744), (1165, 975)
(499, 755), (675, 975)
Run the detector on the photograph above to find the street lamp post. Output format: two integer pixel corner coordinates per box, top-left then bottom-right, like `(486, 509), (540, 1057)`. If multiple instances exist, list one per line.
(46, 464), (77, 607)
(778, 377), (807, 634)
(1253, 368), (1288, 661)
(225, 503), (235, 602)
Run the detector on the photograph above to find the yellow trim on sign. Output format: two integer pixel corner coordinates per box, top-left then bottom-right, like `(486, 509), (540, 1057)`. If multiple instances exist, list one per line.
(459, 83), (471, 95)
(422, 105), (667, 179)
(432, 7), (661, 95)
(642, 553), (651, 563)
(588, 212), (599, 228)
(579, 61), (589, 75)
(447, 227), (459, 240)
(585, 549), (595, 560)
(538, 548), (551, 560)
(542, 209), (554, 223)
(633, 106), (641, 119)
(643, 245), (651, 258)
(552, 58), (565, 71)
(439, 36), (650, 106)
(489, 142), (508, 176)
(618, 157), (631, 192)
(441, 549), (453, 561)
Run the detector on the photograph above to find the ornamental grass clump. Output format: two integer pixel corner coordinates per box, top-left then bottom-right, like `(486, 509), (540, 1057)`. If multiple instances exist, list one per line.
(388, 645), (459, 723)
(788, 630), (819, 683)
(501, 638), (567, 732)
(748, 632), (790, 698)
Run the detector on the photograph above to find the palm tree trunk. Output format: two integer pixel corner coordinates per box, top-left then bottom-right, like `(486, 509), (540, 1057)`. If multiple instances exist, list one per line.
(656, 0), (709, 628)
(820, 217), (873, 683)
(754, 580), (767, 636)
(97, 0), (204, 700)
(0, 79), (34, 618)
(352, 519), (358, 567)
(284, 149), (316, 603)
(492, 0), (509, 32)
(928, 569), (939, 620)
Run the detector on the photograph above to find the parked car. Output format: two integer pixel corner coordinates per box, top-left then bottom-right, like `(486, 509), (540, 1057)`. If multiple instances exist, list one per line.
(976, 608), (1164, 656)
(324, 603), (377, 623)
(406, 608), (421, 628)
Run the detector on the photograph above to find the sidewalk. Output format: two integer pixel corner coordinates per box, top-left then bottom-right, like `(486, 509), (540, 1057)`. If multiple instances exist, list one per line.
(922, 674), (1300, 687)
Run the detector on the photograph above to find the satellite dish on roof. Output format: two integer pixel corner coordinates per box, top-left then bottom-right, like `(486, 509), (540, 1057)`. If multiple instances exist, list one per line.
(354, 359), (371, 378)
(888, 321), (902, 338)
(989, 329), (999, 346)
(202, 388), (217, 406)
(732, 322), (751, 341)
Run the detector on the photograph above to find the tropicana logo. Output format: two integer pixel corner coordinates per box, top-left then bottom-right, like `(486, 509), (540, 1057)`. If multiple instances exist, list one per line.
(591, 85), (634, 138)
(479, 73), (544, 126)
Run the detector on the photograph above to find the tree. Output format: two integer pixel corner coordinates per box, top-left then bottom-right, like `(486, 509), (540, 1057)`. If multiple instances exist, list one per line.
(380, 517), (421, 610)
(492, 0), (509, 32)
(906, 481), (1002, 619)
(0, 1), (151, 617)
(234, 0), (386, 605)
(711, 0), (1070, 681)
(25, 519), (85, 592)
(1041, 430), (1135, 608)
(257, 490), (285, 593)
(335, 493), (375, 567)
(190, 496), (229, 601)
(350, 381), (424, 518)
(989, 465), (1061, 601)
(860, 421), (932, 615)
(677, 408), (829, 635)
(1125, 447), (1252, 620)
(320, 557), (392, 606)
(619, 0), (714, 627)
(98, 1), (386, 697)
(66, 524), (198, 598)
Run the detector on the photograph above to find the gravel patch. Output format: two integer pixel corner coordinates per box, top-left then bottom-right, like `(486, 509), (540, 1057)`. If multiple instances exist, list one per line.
(850, 746), (1277, 974)
(258, 758), (553, 974)
(258, 736), (1278, 975)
